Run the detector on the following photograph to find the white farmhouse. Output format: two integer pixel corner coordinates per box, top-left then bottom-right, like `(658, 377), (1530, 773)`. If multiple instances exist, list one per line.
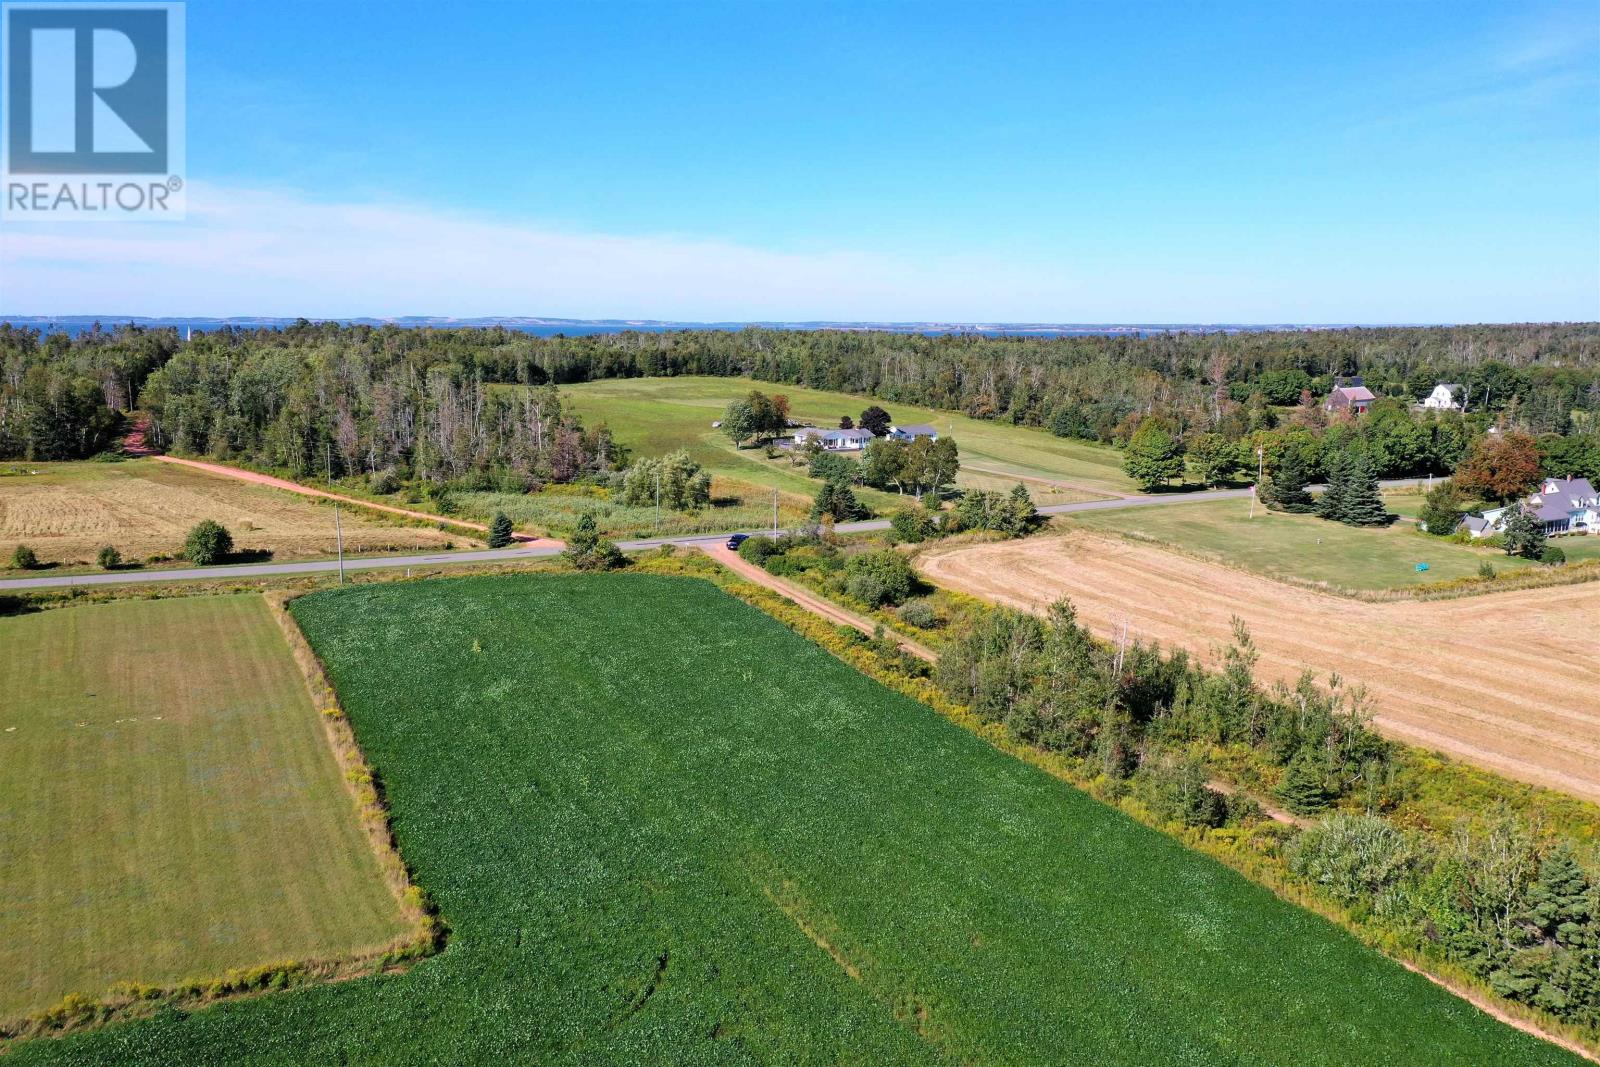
(1421, 383), (1463, 411)
(793, 427), (876, 452)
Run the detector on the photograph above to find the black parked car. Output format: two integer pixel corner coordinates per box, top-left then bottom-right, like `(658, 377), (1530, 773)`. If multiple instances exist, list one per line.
(726, 533), (749, 550)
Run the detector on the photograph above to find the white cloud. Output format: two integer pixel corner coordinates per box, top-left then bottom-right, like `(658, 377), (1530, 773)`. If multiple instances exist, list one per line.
(0, 181), (1593, 322)
(0, 182), (1086, 321)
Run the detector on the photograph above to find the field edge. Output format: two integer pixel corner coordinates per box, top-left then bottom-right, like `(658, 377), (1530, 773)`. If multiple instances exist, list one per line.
(0, 592), (443, 1049)
(653, 551), (1600, 1061)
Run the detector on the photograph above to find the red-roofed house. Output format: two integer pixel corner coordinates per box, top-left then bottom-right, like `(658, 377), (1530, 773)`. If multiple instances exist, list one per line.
(1324, 380), (1377, 414)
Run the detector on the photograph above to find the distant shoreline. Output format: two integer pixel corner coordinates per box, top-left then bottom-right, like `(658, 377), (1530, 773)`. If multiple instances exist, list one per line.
(0, 315), (1454, 340)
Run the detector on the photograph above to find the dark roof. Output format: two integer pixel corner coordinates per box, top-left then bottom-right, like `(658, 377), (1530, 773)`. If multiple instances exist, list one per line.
(894, 424), (938, 436)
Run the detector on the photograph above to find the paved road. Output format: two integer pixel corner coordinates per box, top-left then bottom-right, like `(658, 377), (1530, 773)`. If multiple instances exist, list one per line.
(0, 479), (1427, 592)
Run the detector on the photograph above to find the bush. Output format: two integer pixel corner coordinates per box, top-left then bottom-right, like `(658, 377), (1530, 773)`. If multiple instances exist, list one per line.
(889, 506), (936, 544)
(1539, 544), (1566, 566)
(96, 545), (122, 570)
(10, 544), (39, 569)
(562, 513), (624, 571)
(368, 468), (401, 494)
(897, 598), (940, 629)
(843, 550), (915, 607)
(1285, 814), (1422, 916)
(737, 535), (778, 564)
(1139, 755), (1228, 829)
(183, 520), (234, 565)
(1477, 560), (1497, 580)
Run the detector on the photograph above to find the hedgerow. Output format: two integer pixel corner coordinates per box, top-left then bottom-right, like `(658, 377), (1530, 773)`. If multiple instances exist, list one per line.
(7, 573), (1579, 1065)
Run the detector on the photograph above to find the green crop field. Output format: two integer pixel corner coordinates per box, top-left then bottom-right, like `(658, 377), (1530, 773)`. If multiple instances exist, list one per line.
(1057, 496), (1599, 589)
(0, 595), (408, 1022)
(12, 574), (1577, 1065)
(559, 376), (1136, 496)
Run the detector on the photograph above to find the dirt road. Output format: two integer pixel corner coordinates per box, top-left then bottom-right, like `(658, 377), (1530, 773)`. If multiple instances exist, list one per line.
(699, 543), (937, 663)
(153, 455), (563, 549)
(920, 533), (1600, 803)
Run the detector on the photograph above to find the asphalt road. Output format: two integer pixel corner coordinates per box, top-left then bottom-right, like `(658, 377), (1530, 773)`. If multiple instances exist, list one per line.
(0, 481), (1423, 592)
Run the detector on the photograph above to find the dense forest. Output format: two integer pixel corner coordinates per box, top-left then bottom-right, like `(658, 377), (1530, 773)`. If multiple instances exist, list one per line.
(3, 321), (1597, 487)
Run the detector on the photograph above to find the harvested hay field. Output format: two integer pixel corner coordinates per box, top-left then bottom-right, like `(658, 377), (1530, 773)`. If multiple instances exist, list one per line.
(920, 533), (1600, 803)
(0, 460), (456, 567)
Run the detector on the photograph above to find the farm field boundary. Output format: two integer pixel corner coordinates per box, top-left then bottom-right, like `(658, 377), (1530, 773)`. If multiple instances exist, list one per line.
(919, 533), (1600, 803)
(0, 594), (425, 1040)
(5, 573), (1581, 1065)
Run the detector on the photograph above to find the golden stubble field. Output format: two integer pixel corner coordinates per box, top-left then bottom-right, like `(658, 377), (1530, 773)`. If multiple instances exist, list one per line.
(0, 460), (456, 566)
(920, 533), (1600, 803)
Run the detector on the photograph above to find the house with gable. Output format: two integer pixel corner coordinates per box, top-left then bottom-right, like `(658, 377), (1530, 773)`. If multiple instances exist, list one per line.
(1324, 377), (1377, 415)
(1462, 476), (1600, 538)
(1421, 383), (1464, 411)
(793, 426), (876, 452)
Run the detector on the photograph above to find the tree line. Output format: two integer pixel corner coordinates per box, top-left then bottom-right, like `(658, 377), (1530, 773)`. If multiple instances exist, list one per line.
(4, 322), (1596, 481)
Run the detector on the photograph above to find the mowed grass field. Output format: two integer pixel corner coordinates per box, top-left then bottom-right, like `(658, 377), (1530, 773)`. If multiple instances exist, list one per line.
(0, 596), (408, 1020)
(559, 375), (1135, 496)
(1057, 495), (1600, 590)
(0, 460), (455, 570)
(14, 575), (1578, 1065)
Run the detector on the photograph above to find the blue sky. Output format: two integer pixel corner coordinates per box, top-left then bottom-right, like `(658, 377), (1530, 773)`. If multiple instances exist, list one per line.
(3, 0), (1597, 321)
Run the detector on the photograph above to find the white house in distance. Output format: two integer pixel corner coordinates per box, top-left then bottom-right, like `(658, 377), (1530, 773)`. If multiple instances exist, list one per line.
(1421, 383), (1464, 411)
(1324, 378), (1377, 414)
(889, 423), (939, 442)
(1462, 477), (1600, 538)
(794, 426), (876, 452)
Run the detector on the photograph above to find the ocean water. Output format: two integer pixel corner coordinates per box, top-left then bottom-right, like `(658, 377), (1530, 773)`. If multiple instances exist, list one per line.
(0, 316), (1339, 340)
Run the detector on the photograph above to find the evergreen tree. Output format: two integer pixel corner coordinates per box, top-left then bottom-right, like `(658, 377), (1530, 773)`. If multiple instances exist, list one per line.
(1277, 748), (1332, 815)
(1501, 504), (1546, 559)
(1340, 452), (1391, 527)
(1521, 845), (1593, 948)
(487, 511), (514, 548)
(1002, 484), (1038, 536)
(811, 480), (868, 522)
(562, 512), (623, 570)
(1123, 420), (1185, 491)
(1419, 479), (1463, 536)
(1264, 450), (1316, 513)
(1315, 450), (1350, 522)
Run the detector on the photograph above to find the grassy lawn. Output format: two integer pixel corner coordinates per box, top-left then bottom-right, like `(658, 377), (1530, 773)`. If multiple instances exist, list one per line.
(0, 595), (408, 1021)
(1058, 496), (1566, 590)
(0, 460), (454, 571)
(13, 574), (1578, 1064)
(559, 375), (1136, 495)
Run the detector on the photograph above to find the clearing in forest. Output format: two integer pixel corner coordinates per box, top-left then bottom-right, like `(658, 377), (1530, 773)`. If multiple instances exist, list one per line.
(9, 573), (1578, 1065)
(558, 375), (1133, 495)
(0, 595), (409, 1020)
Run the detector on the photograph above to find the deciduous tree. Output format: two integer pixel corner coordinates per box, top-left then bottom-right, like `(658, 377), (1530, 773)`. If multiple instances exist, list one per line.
(1454, 431), (1542, 503)
(1122, 420), (1185, 490)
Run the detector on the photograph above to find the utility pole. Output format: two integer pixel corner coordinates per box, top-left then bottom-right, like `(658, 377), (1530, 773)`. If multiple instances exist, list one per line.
(771, 487), (778, 537)
(655, 467), (661, 533)
(1249, 446), (1264, 519)
(326, 442), (345, 583)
